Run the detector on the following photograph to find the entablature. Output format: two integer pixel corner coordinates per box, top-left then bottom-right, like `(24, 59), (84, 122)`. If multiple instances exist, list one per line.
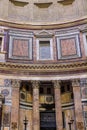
(0, 60), (86, 73)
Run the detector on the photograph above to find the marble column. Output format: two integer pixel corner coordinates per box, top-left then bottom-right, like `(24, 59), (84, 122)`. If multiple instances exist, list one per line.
(53, 80), (63, 130)
(32, 81), (40, 130)
(11, 80), (20, 130)
(72, 79), (84, 130)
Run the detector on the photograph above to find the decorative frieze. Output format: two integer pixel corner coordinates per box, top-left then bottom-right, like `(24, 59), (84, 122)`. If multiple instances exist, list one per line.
(1, 57), (86, 72)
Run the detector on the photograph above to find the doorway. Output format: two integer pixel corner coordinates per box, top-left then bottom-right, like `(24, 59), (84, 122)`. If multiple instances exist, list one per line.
(40, 111), (56, 130)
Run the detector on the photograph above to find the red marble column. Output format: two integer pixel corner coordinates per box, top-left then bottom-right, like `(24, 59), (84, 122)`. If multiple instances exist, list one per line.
(72, 79), (84, 130)
(32, 81), (40, 130)
(53, 80), (63, 130)
(11, 80), (20, 130)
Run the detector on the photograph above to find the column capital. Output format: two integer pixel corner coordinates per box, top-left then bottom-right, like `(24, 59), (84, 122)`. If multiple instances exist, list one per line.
(11, 79), (21, 88)
(71, 79), (80, 87)
(31, 80), (40, 89)
(52, 80), (61, 88)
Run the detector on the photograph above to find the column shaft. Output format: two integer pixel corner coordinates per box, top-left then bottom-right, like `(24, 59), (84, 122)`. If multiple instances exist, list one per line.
(53, 81), (63, 130)
(32, 81), (40, 130)
(11, 80), (20, 130)
(72, 79), (84, 130)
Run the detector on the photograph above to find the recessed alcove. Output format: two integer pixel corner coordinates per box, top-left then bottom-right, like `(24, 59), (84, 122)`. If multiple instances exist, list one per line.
(9, 0), (29, 7)
(34, 2), (52, 8)
(57, 0), (75, 5)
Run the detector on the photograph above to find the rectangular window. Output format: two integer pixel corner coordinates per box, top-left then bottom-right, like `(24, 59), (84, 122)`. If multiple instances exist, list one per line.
(37, 38), (53, 60)
(39, 41), (50, 59)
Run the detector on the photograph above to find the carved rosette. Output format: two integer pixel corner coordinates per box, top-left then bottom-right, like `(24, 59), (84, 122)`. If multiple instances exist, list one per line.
(52, 80), (61, 89)
(72, 79), (80, 87)
(31, 80), (40, 89)
(11, 79), (21, 88)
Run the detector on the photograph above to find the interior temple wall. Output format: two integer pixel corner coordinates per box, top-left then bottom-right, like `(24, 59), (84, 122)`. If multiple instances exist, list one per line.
(0, 1), (87, 130)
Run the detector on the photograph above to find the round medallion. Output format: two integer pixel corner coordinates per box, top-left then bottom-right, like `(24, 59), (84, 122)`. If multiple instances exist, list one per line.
(1, 89), (9, 96)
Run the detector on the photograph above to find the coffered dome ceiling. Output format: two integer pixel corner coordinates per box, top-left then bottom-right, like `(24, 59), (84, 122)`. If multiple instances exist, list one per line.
(0, 0), (87, 25)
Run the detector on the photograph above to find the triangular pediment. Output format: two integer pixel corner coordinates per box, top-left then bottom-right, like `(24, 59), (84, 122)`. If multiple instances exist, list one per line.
(35, 30), (54, 38)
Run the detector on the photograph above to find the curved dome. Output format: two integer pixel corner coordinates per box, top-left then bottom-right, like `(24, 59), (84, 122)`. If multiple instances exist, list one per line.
(0, 0), (87, 26)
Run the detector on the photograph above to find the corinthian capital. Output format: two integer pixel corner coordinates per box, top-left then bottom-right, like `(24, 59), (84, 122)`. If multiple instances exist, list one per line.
(52, 80), (61, 89)
(72, 79), (80, 87)
(31, 80), (40, 89)
(11, 79), (21, 88)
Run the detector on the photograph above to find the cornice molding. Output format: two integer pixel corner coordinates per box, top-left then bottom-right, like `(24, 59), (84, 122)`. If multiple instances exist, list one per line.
(0, 18), (87, 30)
(0, 61), (86, 73)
